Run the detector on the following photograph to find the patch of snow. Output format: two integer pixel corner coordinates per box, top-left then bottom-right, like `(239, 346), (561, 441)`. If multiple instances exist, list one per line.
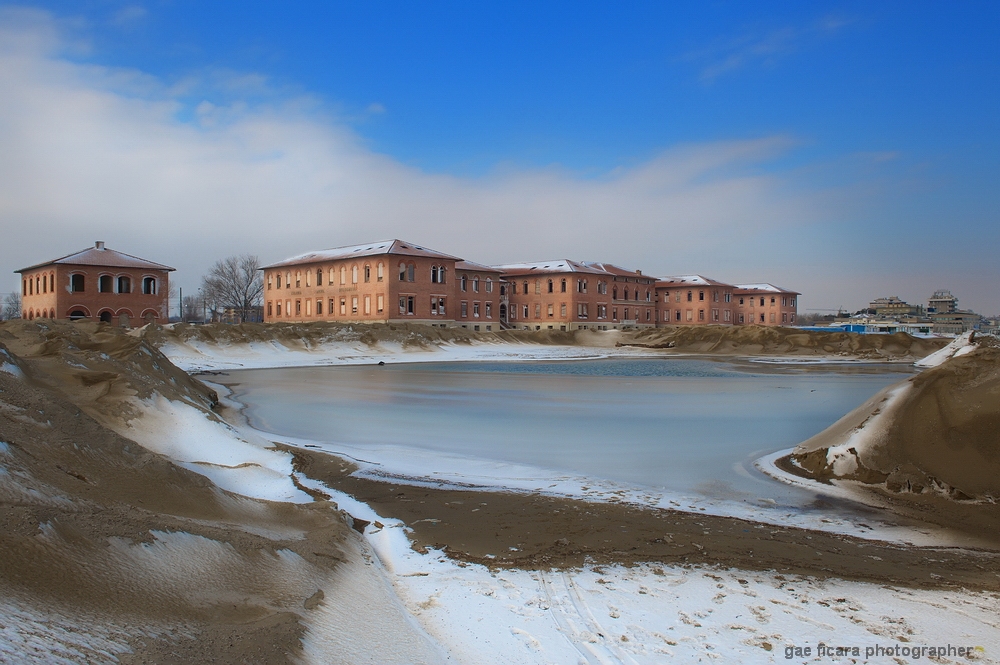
(914, 331), (975, 368)
(121, 394), (311, 503)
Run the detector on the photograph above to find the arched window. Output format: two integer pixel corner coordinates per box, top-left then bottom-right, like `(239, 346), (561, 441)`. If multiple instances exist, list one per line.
(267, 274), (273, 290)
(399, 263), (406, 281)
(296, 272), (302, 288)
(352, 265), (358, 284)
(341, 266), (348, 285)
(285, 272), (291, 288)
(117, 276), (131, 293)
(560, 279), (567, 293)
(473, 276), (480, 292)
(305, 270), (311, 287)
(377, 263), (384, 281)
(99, 275), (113, 293)
(439, 266), (446, 284)
(276, 273), (282, 288)
(431, 266), (439, 283)
(28, 277), (33, 295)
(460, 274), (467, 291)
(486, 278), (493, 293)
(406, 264), (415, 282)
(613, 287), (618, 299)
(522, 281), (528, 295)
(547, 279), (553, 293)
(364, 264), (371, 283)
(142, 277), (157, 295)
(70, 274), (84, 293)
(317, 268), (323, 286)
(22, 279), (26, 296)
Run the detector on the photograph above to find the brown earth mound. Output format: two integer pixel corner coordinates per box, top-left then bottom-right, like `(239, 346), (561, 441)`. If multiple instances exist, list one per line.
(0, 321), (361, 662)
(624, 325), (947, 359)
(788, 338), (1000, 535)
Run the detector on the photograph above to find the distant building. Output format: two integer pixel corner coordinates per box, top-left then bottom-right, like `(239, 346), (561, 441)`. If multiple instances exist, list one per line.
(733, 284), (800, 326)
(15, 241), (173, 325)
(927, 290), (958, 314)
(496, 260), (657, 331)
(655, 276), (736, 325)
(868, 296), (924, 317)
(260, 239), (504, 331)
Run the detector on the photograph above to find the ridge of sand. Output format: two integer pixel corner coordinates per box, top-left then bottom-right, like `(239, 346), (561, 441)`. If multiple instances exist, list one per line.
(781, 334), (1000, 537)
(0, 321), (446, 664)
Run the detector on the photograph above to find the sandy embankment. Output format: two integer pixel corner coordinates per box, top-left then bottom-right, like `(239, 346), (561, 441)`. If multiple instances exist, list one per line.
(0, 321), (445, 664)
(783, 333), (1000, 538)
(621, 324), (948, 359)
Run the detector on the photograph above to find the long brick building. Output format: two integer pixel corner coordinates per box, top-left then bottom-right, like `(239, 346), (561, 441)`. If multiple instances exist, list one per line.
(261, 239), (505, 331)
(261, 238), (800, 330)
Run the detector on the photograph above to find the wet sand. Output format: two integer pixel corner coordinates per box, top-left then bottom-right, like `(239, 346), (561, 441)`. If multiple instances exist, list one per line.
(282, 444), (1000, 592)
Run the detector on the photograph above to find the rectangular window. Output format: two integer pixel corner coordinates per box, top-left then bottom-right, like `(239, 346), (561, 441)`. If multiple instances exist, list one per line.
(712, 309), (719, 321)
(341, 298), (347, 315)
(560, 303), (567, 317)
(267, 302), (273, 317)
(296, 300), (302, 315)
(534, 280), (540, 295)
(782, 312), (788, 323)
(698, 309), (705, 321)
(724, 310), (731, 322)
(276, 302), (281, 317)
(770, 312), (776, 323)
(713, 291), (718, 302)
(547, 304), (554, 317)
(534, 303), (541, 318)
(699, 291), (704, 301)
(285, 300), (291, 316)
(577, 303), (589, 318)
(431, 298), (438, 315)
(739, 313), (745, 323)
(613, 307), (618, 320)
(352, 296), (358, 314)
(317, 299), (323, 315)
(725, 293), (731, 303)
(461, 301), (468, 317)
(686, 309), (693, 321)
(437, 298), (445, 316)
(306, 271), (311, 287)
(523, 305), (529, 318)
(675, 310), (681, 321)
(306, 299), (312, 316)
(329, 298), (335, 315)
(377, 295), (384, 313)
(597, 304), (607, 319)
(474, 302), (480, 318)
(485, 302), (491, 318)
(364, 295), (371, 315)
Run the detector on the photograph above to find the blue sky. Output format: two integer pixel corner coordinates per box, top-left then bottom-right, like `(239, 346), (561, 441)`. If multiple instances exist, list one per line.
(1, 1), (998, 313)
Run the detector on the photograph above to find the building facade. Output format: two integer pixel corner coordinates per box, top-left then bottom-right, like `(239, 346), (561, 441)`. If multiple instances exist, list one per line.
(16, 241), (173, 325)
(260, 240), (504, 330)
(496, 260), (657, 331)
(733, 284), (800, 326)
(655, 276), (736, 326)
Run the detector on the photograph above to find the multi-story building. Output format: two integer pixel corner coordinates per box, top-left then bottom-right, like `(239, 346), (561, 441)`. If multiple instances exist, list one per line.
(868, 296), (924, 317)
(15, 241), (173, 325)
(495, 260), (657, 331)
(260, 239), (504, 330)
(927, 290), (959, 314)
(733, 284), (799, 326)
(655, 276), (736, 326)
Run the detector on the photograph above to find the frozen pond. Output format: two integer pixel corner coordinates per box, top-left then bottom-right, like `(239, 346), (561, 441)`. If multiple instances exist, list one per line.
(228, 358), (912, 510)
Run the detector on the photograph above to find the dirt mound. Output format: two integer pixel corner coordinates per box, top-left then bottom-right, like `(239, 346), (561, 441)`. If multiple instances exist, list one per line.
(624, 325), (947, 359)
(786, 339), (1000, 537)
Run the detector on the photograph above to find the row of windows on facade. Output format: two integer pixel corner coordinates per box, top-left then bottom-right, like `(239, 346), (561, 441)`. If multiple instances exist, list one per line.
(519, 278), (653, 301)
(267, 264), (495, 293)
(661, 308), (796, 324)
(661, 290), (796, 308)
(22, 308), (157, 322)
(266, 296), (494, 319)
(23, 273), (158, 296)
(508, 302), (653, 321)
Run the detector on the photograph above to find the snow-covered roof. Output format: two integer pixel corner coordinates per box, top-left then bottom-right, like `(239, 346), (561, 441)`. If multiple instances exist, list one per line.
(656, 275), (734, 288)
(454, 260), (502, 274)
(17, 242), (174, 273)
(495, 260), (650, 279)
(262, 239), (461, 269)
(733, 283), (800, 295)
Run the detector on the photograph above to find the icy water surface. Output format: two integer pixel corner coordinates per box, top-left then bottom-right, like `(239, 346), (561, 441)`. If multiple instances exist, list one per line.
(230, 358), (912, 508)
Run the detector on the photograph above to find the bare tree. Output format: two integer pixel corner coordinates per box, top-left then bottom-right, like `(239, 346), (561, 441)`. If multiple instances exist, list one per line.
(2, 292), (22, 320)
(200, 254), (264, 324)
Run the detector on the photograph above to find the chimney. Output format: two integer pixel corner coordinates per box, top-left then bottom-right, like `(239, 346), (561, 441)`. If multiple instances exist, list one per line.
(636, 269), (642, 275)
(95, 241), (105, 250)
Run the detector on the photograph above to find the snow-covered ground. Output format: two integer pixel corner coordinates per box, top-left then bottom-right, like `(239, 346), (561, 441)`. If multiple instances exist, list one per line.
(150, 335), (1000, 664)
